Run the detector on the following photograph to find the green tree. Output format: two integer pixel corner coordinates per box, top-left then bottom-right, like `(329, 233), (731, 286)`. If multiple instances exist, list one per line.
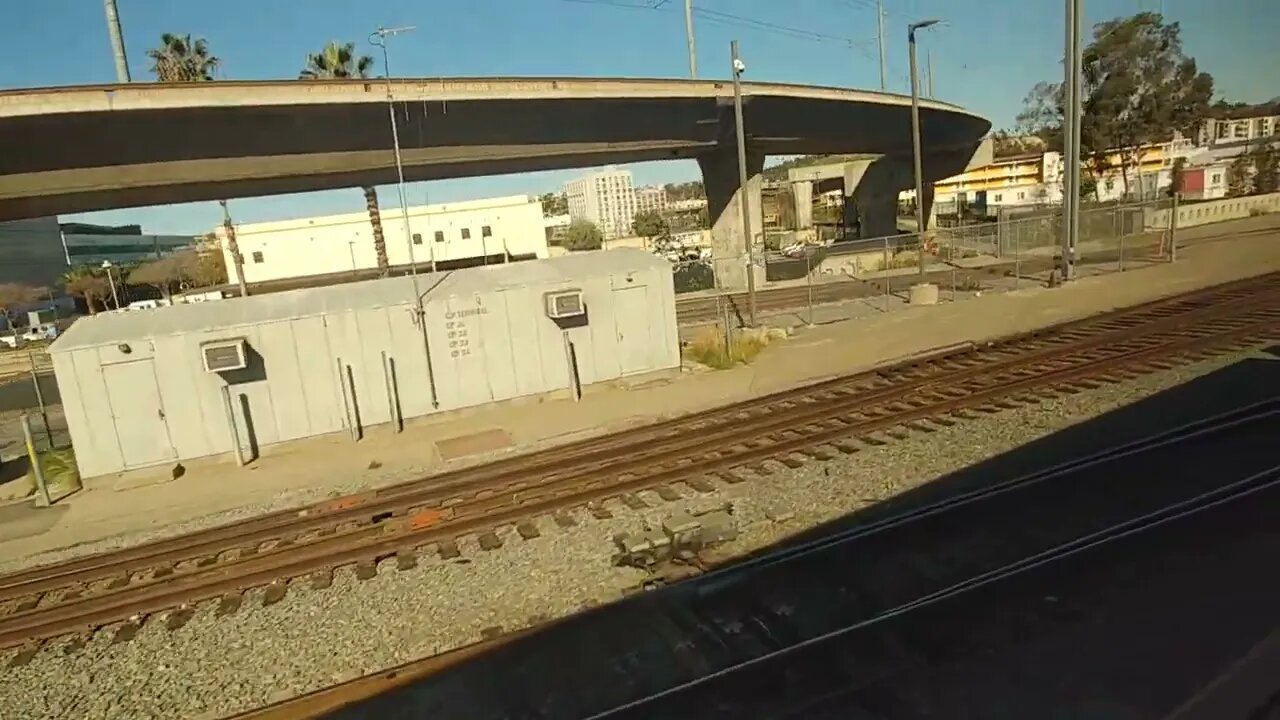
(1016, 12), (1214, 198)
(1014, 82), (1066, 152)
(1167, 157), (1187, 198)
(539, 192), (569, 217)
(128, 256), (181, 299)
(147, 33), (220, 81)
(1226, 155), (1254, 198)
(563, 220), (603, 251)
(0, 283), (44, 328)
(632, 209), (668, 241)
(1251, 142), (1279, 195)
(298, 42), (388, 275)
(300, 41), (373, 79)
(61, 268), (110, 315)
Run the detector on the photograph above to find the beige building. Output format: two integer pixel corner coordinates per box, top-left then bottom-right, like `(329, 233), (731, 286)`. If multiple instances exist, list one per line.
(564, 167), (637, 239)
(635, 185), (669, 216)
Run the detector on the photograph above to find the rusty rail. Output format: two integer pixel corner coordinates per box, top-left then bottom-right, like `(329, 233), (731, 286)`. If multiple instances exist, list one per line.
(1, 273), (1278, 657)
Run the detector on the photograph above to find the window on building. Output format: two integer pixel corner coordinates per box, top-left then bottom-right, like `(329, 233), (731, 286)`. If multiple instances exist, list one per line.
(481, 225), (492, 237)
(252, 251), (264, 263)
(1017, 191), (1025, 201)
(993, 193), (1003, 202)
(434, 231), (444, 243)
(1105, 179), (1115, 192)
(461, 228), (471, 240)
(412, 233), (423, 245)
(1211, 173), (1222, 184)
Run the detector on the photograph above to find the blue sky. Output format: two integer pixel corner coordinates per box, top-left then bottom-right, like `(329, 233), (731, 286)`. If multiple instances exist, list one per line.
(2, 0), (1275, 235)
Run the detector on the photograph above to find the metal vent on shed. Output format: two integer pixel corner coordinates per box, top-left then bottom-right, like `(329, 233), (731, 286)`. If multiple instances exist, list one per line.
(545, 289), (585, 319)
(201, 339), (248, 373)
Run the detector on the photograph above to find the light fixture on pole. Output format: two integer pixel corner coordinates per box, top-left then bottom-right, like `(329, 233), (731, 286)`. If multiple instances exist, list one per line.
(684, 0), (697, 78)
(730, 40), (757, 327)
(370, 25), (441, 411)
(369, 25), (435, 278)
(101, 260), (120, 309)
(908, 18), (940, 285)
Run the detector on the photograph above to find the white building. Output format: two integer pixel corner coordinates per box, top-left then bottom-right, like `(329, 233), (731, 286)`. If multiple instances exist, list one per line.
(217, 194), (548, 287)
(50, 249), (679, 478)
(1198, 114), (1280, 148)
(564, 167), (637, 239)
(635, 185), (669, 216)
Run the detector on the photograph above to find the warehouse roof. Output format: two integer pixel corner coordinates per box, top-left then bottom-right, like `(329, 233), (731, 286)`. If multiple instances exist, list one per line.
(51, 248), (667, 351)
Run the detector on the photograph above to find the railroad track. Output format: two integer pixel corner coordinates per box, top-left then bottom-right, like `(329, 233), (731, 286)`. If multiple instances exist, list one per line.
(232, 398), (1280, 719)
(674, 223), (1280, 324)
(1, 272), (1278, 661)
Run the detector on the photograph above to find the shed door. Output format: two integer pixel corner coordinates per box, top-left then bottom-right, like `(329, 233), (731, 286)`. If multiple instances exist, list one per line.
(612, 285), (653, 375)
(104, 360), (175, 468)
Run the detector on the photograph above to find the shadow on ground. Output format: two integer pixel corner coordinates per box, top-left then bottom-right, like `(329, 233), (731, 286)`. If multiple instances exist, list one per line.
(326, 346), (1280, 720)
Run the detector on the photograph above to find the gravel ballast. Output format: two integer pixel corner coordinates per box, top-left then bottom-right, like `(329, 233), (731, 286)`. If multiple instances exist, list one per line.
(0, 348), (1270, 720)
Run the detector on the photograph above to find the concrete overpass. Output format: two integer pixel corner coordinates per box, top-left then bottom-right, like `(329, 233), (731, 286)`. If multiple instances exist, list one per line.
(0, 77), (990, 288)
(786, 140), (994, 237)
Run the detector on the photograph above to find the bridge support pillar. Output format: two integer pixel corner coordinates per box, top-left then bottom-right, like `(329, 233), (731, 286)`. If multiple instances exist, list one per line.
(792, 180), (814, 230)
(841, 156), (927, 239)
(699, 145), (764, 292)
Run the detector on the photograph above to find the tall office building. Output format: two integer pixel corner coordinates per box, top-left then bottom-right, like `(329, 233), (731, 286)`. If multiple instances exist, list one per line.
(564, 167), (637, 239)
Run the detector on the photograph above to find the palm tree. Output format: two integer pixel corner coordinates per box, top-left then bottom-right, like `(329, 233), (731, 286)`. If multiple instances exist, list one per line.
(299, 42), (390, 276)
(147, 33), (220, 82)
(299, 41), (374, 80)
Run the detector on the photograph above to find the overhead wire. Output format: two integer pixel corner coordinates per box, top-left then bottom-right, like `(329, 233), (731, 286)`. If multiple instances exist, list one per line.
(558, 0), (866, 49)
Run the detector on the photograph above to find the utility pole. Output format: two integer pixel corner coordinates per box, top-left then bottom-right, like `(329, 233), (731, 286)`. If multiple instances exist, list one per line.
(220, 200), (249, 298)
(876, 0), (887, 91)
(370, 26), (435, 275)
(730, 40), (757, 327)
(684, 0), (697, 78)
(102, 0), (131, 82)
(1061, 0), (1082, 282)
(908, 20), (940, 282)
(927, 49), (935, 98)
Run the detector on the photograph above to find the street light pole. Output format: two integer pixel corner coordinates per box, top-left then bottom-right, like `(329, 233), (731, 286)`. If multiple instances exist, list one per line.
(730, 40), (757, 327)
(684, 0), (697, 78)
(102, 0), (131, 82)
(876, 0), (887, 91)
(370, 25), (435, 279)
(101, 261), (120, 309)
(1061, 0), (1083, 282)
(908, 19), (939, 281)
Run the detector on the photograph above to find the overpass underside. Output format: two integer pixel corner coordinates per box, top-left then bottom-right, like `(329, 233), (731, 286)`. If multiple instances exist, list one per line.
(0, 79), (991, 290)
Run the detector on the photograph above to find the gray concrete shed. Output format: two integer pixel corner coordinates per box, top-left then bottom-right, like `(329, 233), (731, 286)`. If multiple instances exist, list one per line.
(50, 248), (679, 478)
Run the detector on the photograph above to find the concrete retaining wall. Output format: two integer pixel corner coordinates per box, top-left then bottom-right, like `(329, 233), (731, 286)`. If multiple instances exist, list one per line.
(1146, 193), (1280, 230)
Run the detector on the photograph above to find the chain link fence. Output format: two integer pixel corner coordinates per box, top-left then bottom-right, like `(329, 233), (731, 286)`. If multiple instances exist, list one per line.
(0, 347), (69, 501)
(672, 198), (1179, 334)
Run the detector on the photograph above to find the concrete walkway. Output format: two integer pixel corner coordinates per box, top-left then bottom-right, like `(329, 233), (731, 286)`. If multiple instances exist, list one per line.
(1, 228), (1278, 564)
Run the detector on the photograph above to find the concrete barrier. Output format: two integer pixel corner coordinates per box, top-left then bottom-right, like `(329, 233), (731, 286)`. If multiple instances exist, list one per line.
(1146, 192), (1280, 230)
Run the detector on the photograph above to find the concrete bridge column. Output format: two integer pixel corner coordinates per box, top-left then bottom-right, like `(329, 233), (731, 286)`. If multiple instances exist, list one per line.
(844, 156), (917, 239)
(792, 180), (813, 230)
(699, 146), (764, 291)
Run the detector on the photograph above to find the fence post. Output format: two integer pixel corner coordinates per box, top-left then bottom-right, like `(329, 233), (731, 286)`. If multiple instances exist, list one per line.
(882, 237), (891, 312)
(1169, 193), (1180, 263)
(1013, 221), (1021, 289)
(21, 414), (52, 507)
(805, 250), (815, 327)
(28, 351), (52, 450)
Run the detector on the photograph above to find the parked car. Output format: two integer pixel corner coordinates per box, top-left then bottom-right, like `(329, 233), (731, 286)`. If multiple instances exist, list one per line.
(22, 324), (57, 342)
(0, 334), (21, 349)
